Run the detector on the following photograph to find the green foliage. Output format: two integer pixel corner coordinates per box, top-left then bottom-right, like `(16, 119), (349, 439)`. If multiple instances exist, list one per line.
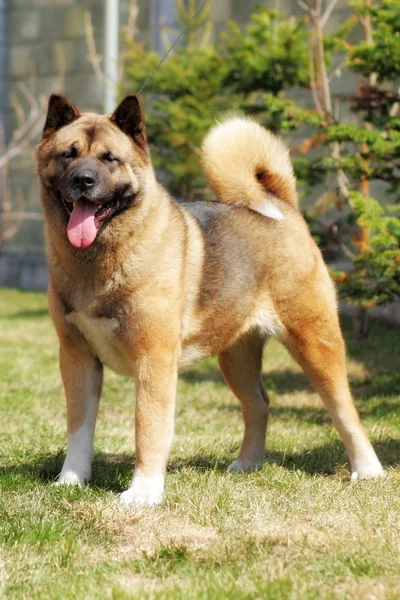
(222, 11), (309, 94)
(337, 193), (400, 306)
(244, 92), (324, 132)
(292, 157), (327, 189)
(326, 123), (399, 151)
(123, 7), (311, 197)
(348, 0), (400, 81)
(308, 1), (400, 309)
(124, 42), (234, 197)
(317, 123), (400, 195)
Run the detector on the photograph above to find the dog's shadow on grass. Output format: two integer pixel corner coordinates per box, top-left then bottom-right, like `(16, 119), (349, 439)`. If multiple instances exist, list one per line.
(35, 451), (135, 492)
(181, 368), (313, 396)
(2, 309), (49, 320)
(167, 437), (400, 477)
(2, 437), (399, 491)
(183, 367), (399, 404)
(0, 451), (134, 493)
(265, 437), (400, 475)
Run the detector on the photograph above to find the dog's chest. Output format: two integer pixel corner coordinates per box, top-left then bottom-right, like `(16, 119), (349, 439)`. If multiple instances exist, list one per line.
(66, 311), (133, 376)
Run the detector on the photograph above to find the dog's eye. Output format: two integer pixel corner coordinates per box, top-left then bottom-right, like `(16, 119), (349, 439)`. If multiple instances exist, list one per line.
(102, 153), (120, 164)
(61, 147), (77, 160)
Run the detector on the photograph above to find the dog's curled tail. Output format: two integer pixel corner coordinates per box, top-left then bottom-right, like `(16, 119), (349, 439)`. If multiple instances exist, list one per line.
(201, 117), (298, 220)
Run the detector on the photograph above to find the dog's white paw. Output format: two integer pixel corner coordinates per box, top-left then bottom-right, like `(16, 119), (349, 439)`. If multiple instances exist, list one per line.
(351, 463), (385, 482)
(227, 458), (263, 473)
(54, 469), (86, 487)
(120, 472), (164, 507)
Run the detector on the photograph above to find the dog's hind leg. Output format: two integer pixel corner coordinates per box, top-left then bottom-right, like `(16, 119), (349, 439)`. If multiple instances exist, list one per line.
(281, 309), (384, 480)
(218, 334), (269, 473)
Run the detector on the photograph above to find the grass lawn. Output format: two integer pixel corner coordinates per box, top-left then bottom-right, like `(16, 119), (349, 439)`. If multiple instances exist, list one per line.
(0, 288), (399, 599)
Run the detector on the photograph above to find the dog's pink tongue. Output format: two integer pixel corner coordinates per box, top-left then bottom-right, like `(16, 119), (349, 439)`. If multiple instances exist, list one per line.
(67, 200), (97, 248)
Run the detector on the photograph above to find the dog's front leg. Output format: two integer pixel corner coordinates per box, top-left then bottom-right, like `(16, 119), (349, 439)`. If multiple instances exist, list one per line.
(56, 336), (103, 487)
(120, 347), (178, 507)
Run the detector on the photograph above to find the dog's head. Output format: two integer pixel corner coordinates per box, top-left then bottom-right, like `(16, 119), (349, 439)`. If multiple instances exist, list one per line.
(38, 94), (152, 248)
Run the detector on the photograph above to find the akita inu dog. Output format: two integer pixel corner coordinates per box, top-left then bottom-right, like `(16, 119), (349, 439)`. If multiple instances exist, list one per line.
(37, 93), (384, 506)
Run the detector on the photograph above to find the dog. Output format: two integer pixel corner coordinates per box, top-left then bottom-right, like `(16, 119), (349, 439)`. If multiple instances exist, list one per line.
(37, 93), (384, 506)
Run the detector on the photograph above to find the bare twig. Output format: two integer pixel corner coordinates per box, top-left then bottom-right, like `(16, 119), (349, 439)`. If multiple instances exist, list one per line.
(315, 18), (332, 114)
(86, 1), (140, 91)
(11, 91), (25, 130)
(0, 83), (46, 248)
(291, 132), (327, 155)
(0, 48), (64, 250)
(334, 94), (341, 121)
(297, 0), (315, 15)
(188, 143), (201, 156)
(120, 0), (139, 77)
(299, 0), (349, 199)
(321, 0), (338, 28)
(309, 29), (323, 112)
(389, 86), (400, 117)
(0, 83), (41, 169)
(125, 0), (139, 40)
(84, 11), (104, 81)
(328, 58), (346, 82)
(340, 242), (357, 260)
(55, 42), (67, 92)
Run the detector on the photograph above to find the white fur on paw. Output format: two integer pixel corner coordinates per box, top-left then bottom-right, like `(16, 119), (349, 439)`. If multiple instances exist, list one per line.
(54, 470), (86, 487)
(120, 472), (164, 507)
(227, 458), (263, 473)
(351, 464), (385, 482)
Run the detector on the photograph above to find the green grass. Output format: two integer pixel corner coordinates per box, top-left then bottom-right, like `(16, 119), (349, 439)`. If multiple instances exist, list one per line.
(0, 288), (399, 599)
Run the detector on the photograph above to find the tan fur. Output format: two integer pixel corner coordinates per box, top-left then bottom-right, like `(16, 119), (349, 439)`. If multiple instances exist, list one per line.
(201, 117), (298, 216)
(37, 94), (383, 505)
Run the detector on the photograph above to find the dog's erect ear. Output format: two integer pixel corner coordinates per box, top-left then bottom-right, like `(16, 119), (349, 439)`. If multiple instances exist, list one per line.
(111, 95), (147, 148)
(43, 94), (80, 138)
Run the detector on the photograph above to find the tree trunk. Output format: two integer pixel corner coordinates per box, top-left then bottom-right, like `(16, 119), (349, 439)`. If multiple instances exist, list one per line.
(353, 305), (369, 340)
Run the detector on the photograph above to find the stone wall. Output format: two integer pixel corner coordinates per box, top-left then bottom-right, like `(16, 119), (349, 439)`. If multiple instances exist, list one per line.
(0, 250), (47, 290)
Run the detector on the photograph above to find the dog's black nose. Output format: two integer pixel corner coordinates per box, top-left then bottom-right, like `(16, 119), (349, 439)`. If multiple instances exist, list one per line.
(72, 171), (96, 190)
